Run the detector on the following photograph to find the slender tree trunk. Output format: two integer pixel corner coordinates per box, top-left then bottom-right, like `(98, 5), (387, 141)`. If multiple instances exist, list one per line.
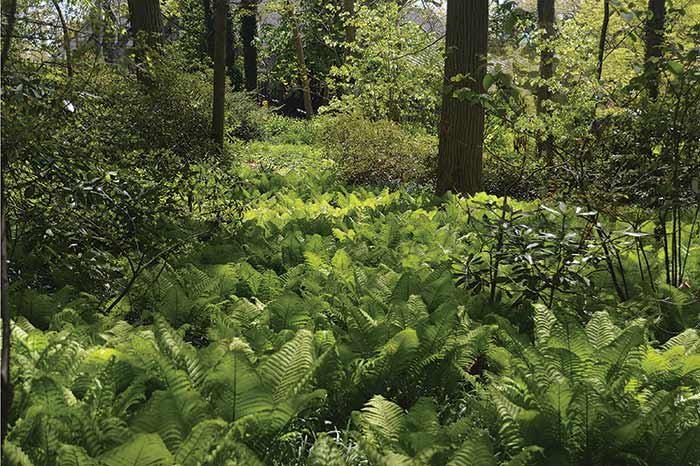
(1, 0), (18, 73)
(52, 0), (73, 78)
(212, 0), (227, 146)
(536, 0), (555, 163)
(644, 0), (665, 100)
(103, 0), (118, 62)
(436, 0), (488, 196)
(1, 0), (16, 443)
(596, 0), (610, 81)
(240, 0), (258, 91)
(1, 166), (10, 444)
(289, 1), (313, 117)
(343, 0), (355, 44)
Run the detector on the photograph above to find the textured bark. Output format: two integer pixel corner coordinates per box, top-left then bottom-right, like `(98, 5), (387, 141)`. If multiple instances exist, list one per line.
(1, 0), (16, 442)
(1, 0), (17, 73)
(127, 0), (163, 51)
(212, 0), (227, 145)
(289, 1), (313, 117)
(240, 0), (258, 91)
(597, 0), (610, 81)
(436, 0), (488, 196)
(644, 0), (665, 99)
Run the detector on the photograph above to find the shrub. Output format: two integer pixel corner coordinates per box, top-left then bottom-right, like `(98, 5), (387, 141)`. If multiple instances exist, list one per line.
(315, 114), (437, 186)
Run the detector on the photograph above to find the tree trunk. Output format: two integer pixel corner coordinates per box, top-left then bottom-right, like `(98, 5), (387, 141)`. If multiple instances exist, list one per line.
(436, 0), (488, 196)
(289, 1), (313, 117)
(1, 0), (16, 443)
(127, 0), (163, 58)
(102, 0), (118, 62)
(343, 0), (356, 44)
(52, 0), (73, 78)
(212, 0), (227, 146)
(596, 0), (610, 81)
(1, 0), (18, 73)
(644, 0), (665, 100)
(536, 0), (555, 163)
(240, 0), (258, 91)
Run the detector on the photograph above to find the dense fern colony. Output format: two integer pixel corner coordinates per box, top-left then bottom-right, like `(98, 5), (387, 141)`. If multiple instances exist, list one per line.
(4, 147), (700, 466)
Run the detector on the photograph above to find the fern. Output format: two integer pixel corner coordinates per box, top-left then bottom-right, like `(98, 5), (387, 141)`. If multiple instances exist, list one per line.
(360, 395), (405, 445)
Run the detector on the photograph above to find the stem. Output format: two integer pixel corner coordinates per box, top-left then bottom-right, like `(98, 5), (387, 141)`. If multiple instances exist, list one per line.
(596, 0), (610, 81)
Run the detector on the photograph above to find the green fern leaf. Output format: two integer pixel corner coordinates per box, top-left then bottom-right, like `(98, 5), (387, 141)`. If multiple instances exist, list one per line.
(361, 395), (405, 444)
(175, 419), (227, 466)
(99, 434), (173, 466)
(260, 329), (315, 403)
(447, 434), (497, 466)
(1, 441), (35, 466)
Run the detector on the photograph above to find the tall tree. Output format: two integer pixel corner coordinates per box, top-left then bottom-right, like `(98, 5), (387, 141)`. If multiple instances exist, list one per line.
(127, 0), (163, 49)
(1, 0), (17, 73)
(240, 0), (257, 91)
(644, 0), (665, 99)
(288, 0), (313, 117)
(436, 0), (488, 196)
(536, 0), (555, 162)
(1, 0), (17, 443)
(212, 0), (227, 145)
(128, 0), (163, 81)
(343, 0), (356, 44)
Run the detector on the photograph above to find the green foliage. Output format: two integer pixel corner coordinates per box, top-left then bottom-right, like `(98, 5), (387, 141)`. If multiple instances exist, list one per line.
(316, 114), (437, 186)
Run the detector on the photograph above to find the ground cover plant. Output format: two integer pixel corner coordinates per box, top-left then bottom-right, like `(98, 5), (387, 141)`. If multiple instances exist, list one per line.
(2, 0), (699, 465)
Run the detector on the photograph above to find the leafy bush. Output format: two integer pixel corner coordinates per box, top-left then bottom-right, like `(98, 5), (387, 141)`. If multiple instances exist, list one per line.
(316, 114), (437, 186)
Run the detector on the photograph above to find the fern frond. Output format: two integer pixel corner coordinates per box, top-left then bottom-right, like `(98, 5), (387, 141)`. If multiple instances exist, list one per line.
(2, 441), (35, 466)
(57, 444), (97, 466)
(175, 419), (227, 466)
(360, 395), (405, 445)
(99, 433), (173, 466)
(447, 434), (497, 466)
(259, 329), (315, 403)
(585, 311), (619, 350)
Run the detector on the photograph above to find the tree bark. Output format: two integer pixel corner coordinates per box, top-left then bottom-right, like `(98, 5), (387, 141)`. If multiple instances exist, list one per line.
(212, 0), (227, 146)
(127, 0), (163, 58)
(596, 0), (610, 81)
(343, 0), (355, 44)
(240, 0), (258, 91)
(436, 0), (488, 196)
(1, 0), (16, 443)
(289, 1), (313, 117)
(1, 0), (17, 73)
(536, 0), (555, 163)
(644, 0), (665, 100)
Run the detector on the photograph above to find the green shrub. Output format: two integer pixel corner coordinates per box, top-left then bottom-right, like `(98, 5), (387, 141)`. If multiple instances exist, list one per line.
(315, 114), (437, 186)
